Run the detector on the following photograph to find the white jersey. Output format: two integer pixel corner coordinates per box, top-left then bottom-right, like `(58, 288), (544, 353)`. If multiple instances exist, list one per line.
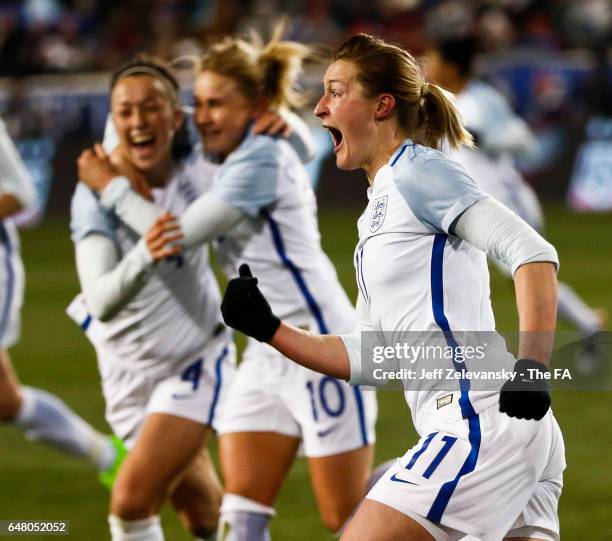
(101, 112), (350, 331)
(206, 132), (372, 455)
(70, 151), (224, 375)
(208, 131), (356, 334)
(454, 80), (535, 159)
(99, 113), (353, 332)
(452, 81), (543, 231)
(350, 140), (504, 430)
(0, 117), (36, 348)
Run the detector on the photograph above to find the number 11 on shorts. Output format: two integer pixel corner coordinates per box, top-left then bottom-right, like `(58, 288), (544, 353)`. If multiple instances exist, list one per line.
(394, 432), (458, 482)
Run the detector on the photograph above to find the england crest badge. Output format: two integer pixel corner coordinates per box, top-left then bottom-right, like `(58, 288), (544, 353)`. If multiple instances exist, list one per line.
(369, 195), (388, 233)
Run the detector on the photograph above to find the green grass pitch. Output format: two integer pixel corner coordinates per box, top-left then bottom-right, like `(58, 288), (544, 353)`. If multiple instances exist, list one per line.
(0, 204), (610, 540)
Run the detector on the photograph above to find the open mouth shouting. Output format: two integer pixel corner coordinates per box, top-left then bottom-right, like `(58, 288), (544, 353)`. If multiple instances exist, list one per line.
(325, 125), (344, 153)
(128, 132), (157, 158)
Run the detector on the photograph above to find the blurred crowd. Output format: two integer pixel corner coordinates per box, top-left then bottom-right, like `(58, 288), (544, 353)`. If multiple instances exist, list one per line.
(0, 0), (610, 216)
(0, 0), (609, 76)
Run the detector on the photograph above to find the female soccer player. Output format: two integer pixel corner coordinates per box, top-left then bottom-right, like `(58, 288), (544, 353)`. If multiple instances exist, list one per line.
(80, 32), (378, 540)
(72, 56), (236, 541)
(0, 115), (120, 479)
(221, 34), (565, 541)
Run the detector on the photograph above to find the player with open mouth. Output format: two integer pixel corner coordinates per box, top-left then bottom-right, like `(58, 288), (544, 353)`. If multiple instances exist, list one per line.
(221, 34), (566, 541)
(77, 27), (380, 540)
(72, 55), (236, 541)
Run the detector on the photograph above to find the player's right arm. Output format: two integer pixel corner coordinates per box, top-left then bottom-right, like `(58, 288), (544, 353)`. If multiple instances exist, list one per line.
(272, 291), (380, 383)
(75, 234), (151, 322)
(222, 264), (382, 384)
(79, 134), (281, 251)
(0, 119), (37, 219)
(270, 322), (350, 379)
(86, 107), (314, 238)
(71, 185), (181, 322)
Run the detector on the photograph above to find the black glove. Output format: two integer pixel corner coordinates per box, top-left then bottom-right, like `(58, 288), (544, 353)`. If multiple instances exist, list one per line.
(499, 359), (551, 421)
(221, 263), (281, 342)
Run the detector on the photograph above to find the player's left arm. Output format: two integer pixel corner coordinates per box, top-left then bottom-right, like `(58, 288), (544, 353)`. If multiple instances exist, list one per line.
(453, 197), (558, 420)
(452, 196), (559, 366)
(513, 262), (557, 365)
(402, 157), (558, 420)
(0, 121), (37, 218)
(401, 157), (559, 362)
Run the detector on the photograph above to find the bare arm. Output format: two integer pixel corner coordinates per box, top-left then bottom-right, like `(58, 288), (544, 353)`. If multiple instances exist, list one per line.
(269, 322), (350, 379)
(453, 197), (559, 365)
(514, 262), (558, 366)
(454, 198), (558, 419)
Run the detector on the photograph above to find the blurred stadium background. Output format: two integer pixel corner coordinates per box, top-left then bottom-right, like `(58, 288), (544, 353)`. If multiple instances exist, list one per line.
(0, 0), (610, 539)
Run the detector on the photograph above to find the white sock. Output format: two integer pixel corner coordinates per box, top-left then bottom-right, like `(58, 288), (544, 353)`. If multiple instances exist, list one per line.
(13, 386), (116, 471)
(218, 494), (274, 541)
(557, 282), (602, 334)
(109, 515), (164, 541)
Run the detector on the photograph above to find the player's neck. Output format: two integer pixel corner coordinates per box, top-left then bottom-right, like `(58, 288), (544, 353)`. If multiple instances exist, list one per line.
(362, 126), (407, 185)
(143, 156), (173, 188)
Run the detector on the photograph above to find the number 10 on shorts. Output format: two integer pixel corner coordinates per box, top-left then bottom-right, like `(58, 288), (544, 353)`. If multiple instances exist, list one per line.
(306, 377), (346, 420)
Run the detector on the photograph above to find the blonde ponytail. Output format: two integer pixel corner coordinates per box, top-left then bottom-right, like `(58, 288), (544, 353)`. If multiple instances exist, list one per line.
(418, 83), (473, 150)
(258, 40), (309, 109)
(199, 23), (309, 109)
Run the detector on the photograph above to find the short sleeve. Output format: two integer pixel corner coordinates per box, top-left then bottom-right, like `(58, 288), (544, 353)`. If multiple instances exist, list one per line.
(394, 156), (489, 234)
(211, 136), (280, 217)
(70, 183), (116, 243)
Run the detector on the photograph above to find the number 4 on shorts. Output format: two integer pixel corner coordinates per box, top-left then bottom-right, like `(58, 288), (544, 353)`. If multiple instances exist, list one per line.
(181, 358), (203, 391)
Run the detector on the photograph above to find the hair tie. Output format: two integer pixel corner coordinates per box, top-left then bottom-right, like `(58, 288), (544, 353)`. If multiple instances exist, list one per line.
(421, 82), (430, 98)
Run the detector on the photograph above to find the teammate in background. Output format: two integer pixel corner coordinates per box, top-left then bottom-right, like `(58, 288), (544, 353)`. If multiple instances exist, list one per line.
(80, 30), (378, 540)
(425, 35), (607, 347)
(0, 117), (121, 482)
(221, 34), (565, 540)
(75, 52), (323, 540)
(72, 56), (236, 541)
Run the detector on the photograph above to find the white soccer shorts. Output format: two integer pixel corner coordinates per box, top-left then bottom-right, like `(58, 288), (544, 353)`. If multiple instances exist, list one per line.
(0, 246), (24, 350)
(216, 339), (377, 457)
(367, 404), (564, 540)
(98, 333), (236, 448)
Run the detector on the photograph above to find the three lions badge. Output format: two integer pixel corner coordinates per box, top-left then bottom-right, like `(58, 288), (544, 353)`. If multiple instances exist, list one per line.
(369, 195), (388, 233)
